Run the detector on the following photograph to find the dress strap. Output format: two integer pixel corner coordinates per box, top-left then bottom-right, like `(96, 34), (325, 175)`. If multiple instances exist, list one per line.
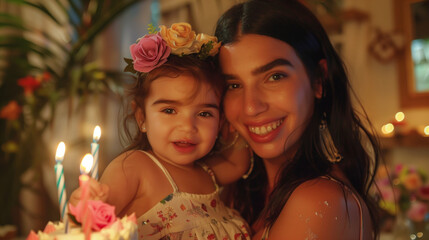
(139, 151), (179, 192)
(320, 175), (363, 240)
(197, 161), (219, 191)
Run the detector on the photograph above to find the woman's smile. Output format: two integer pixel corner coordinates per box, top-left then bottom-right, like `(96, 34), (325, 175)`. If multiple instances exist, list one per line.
(246, 118), (285, 143)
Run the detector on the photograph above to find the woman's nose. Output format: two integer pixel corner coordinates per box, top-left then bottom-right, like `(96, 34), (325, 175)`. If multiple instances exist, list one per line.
(243, 87), (268, 116)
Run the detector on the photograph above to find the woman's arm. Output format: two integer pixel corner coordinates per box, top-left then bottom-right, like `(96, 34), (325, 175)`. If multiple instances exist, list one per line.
(267, 178), (362, 240)
(204, 131), (251, 186)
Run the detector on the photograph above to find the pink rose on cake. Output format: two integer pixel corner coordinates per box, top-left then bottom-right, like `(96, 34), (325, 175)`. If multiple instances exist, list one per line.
(69, 200), (117, 231)
(130, 33), (171, 73)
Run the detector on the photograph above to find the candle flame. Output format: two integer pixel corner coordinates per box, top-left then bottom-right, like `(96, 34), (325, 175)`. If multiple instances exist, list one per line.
(395, 112), (405, 122)
(381, 123), (394, 134)
(80, 154), (94, 175)
(93, 125), (101, 142)
(55, 142), (66, 162)
(424, 126), (429, 136)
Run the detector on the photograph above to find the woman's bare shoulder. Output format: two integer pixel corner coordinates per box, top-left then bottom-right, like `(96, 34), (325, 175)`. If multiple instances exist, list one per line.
(268, 177), (362, 239)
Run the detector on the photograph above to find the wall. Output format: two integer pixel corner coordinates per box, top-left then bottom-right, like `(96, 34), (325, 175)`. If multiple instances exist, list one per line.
(340, 0), (429, 171)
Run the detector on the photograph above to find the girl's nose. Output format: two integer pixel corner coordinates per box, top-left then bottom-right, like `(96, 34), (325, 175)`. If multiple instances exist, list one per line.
(243, 87), (268, 116)
(178, 115), (198, 133)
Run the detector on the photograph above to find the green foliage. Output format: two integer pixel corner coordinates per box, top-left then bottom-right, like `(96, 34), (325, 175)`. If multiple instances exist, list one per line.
(147, 23), (158, 34)
(198, 41), (214, 60)
(0, 0), (143, 227)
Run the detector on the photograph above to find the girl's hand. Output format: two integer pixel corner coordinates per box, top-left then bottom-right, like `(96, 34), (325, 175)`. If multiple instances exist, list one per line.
(68, 177), (109, 206)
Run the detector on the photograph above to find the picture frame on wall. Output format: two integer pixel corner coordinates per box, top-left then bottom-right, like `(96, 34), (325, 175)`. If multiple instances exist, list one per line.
(394, 0), (429, 108)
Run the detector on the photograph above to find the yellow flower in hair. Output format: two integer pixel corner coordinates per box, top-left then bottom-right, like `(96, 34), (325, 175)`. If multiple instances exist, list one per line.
(160, 22), (197, 55)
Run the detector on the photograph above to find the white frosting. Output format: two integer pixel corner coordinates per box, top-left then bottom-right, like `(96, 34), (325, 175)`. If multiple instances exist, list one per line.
(31, 216), (137, 240)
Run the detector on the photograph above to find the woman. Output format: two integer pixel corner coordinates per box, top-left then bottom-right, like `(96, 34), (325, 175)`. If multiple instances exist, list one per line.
(215, 0), (380, 239)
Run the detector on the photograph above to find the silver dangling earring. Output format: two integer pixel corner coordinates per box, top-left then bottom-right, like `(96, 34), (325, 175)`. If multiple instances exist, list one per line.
(319, 118), (343, 163)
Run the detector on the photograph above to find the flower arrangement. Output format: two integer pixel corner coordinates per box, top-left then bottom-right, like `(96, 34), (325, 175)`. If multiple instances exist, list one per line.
(124, 22), (221, 74)
(375, 164), (429, 222)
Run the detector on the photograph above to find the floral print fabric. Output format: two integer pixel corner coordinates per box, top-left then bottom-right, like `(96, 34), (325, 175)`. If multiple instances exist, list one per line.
(137, 151), (250, 240)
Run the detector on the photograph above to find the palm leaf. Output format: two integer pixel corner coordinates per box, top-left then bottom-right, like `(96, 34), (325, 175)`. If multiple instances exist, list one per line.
(5, 0), (63, 26)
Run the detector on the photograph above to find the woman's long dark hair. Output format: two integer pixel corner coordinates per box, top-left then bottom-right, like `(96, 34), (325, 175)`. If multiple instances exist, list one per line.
(215, 0), (380, 238)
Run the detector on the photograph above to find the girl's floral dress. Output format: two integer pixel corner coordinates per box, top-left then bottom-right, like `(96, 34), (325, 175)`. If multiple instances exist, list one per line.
(137, 151), (250, 240)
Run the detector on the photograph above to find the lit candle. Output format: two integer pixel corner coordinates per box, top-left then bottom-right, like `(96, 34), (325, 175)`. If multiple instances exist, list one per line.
(91, 126), (101, 180)
(80, 154), (93, 240)
(394, 112), (405, 124)
(392, 111), (407, 135)
(55, 142), (69, 232)
(424, 125), (429, 137)
(381, 123), (395, 137)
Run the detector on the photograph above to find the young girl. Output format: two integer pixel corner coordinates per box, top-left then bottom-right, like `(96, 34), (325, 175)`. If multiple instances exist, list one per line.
(70, 23), (251, 240)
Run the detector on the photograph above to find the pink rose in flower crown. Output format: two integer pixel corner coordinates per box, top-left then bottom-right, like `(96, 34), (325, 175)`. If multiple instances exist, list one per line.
(69, 200), (117, 231)
(130, 33), (171, 73)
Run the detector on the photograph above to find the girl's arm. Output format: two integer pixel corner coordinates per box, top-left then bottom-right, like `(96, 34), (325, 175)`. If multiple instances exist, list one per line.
(204, 130), (251, 186)
(69, 151), (141, 215)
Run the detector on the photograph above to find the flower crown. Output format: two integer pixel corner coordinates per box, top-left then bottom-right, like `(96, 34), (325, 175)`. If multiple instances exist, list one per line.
(124, 23), (221, 74)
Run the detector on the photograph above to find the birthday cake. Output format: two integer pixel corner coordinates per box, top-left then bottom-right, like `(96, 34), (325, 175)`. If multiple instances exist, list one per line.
(26, 200), (138, 240)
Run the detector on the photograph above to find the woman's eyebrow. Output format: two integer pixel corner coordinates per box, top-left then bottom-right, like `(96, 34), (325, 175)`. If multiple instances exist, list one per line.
(222, 58), (293, 81)
(251, 58), (293, 75)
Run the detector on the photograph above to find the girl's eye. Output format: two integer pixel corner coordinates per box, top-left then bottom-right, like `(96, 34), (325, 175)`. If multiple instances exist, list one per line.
(268, 73), (286, 81)
(227, 83), (241, 90)
(199, 111), (213, 118)
(162, 108), (175, 114)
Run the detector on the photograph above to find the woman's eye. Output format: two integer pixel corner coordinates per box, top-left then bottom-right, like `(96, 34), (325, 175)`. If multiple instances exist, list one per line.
(162, 108), (175, 114)
(227, 83), (241, 90)
(268, 73), (286, 81)
(199, 111), (213, 118)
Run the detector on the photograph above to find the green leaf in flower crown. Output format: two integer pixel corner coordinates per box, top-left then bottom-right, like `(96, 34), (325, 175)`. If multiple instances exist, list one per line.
(198, 41), (214, 60)
(123, 58), (137, 74)
(147, 23), (158, 34)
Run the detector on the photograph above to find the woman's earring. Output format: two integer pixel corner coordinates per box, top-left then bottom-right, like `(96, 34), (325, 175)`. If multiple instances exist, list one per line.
(319, 118), (342, 163)
(242, 151), (254, 179)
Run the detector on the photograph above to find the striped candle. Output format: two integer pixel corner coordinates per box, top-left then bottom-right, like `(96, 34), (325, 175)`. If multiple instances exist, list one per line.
(55, 142), (69, 232)
(91, 126), (101, 180)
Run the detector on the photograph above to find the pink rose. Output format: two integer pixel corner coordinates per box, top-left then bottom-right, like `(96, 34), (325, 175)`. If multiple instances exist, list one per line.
(418, 185), (429, 200)
(69, 200), (117, 231)
(407, 201), (428, 222)
(129, 33), (171, 73)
